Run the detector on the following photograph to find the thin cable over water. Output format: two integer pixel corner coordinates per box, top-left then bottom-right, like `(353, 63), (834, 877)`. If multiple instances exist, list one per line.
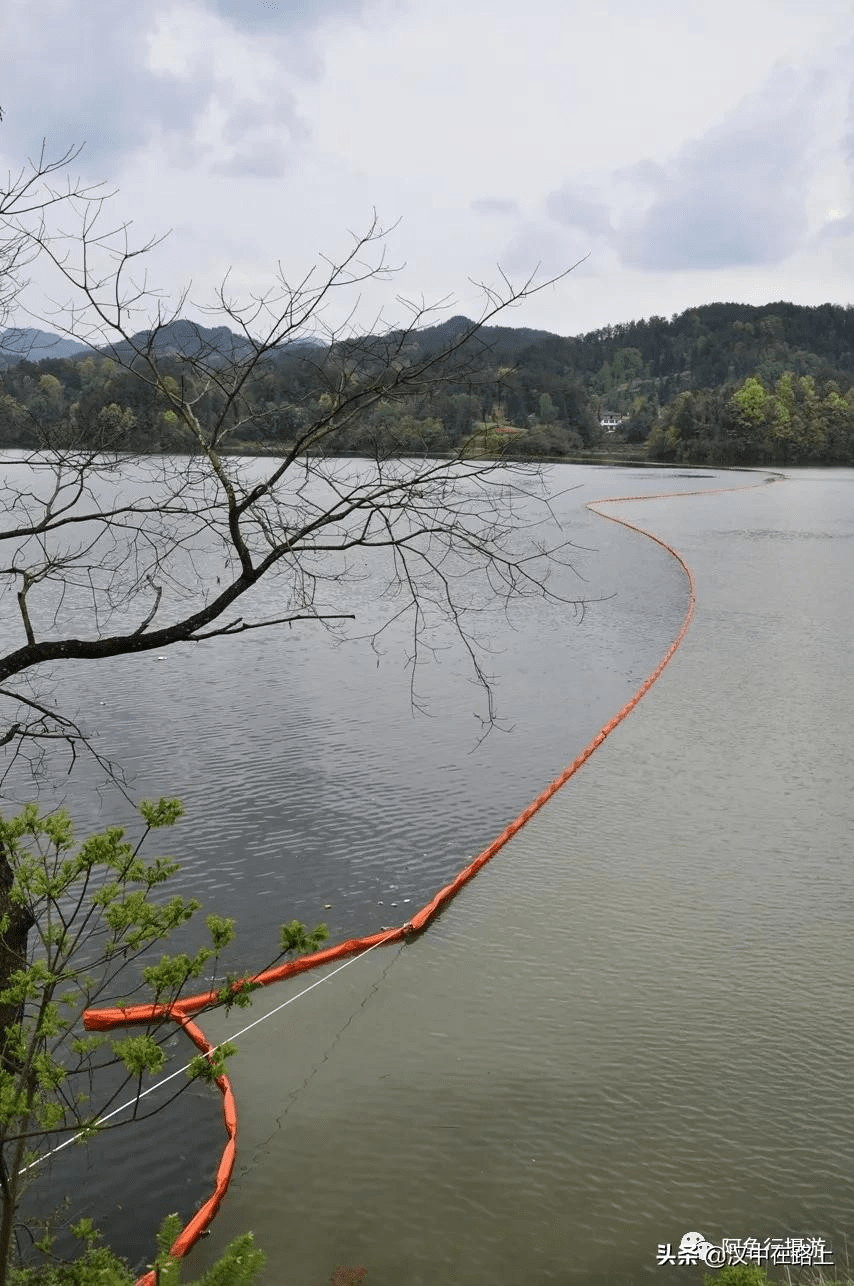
(23, 932), (397, 1175)
(79, 468), (780, 1283)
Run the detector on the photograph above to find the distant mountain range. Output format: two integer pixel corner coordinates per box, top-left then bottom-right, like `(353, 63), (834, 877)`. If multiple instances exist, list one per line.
(0, 328), (89, 367)
(5, 301), (854, 397)
(5, 303), (854, 386)
(2, 301), (854, 465)
(0, 320), (328, 371)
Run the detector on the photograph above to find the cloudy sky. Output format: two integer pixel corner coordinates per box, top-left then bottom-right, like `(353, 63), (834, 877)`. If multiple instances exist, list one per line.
(2, 0), (853, 339)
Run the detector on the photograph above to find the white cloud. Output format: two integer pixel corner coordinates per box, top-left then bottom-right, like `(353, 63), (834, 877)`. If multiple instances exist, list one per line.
(616, 65), (818, 271)
(1, 0), (852, 337)
(544, 189), (613, 240)
(470, 198), (520, 217)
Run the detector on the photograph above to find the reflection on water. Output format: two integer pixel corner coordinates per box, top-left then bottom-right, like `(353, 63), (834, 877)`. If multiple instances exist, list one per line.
(15, 464), (854, 1283)
(185, 467), (854, 1285)
(12, 461), (691, 1268)
(0, 464), (686, 951)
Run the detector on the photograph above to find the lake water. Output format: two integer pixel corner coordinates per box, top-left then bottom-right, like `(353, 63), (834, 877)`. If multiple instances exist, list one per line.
(8, 462), (854, 1283)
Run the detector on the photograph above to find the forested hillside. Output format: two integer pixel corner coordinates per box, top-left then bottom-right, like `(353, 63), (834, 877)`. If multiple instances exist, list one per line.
(1, 300), (853, 464)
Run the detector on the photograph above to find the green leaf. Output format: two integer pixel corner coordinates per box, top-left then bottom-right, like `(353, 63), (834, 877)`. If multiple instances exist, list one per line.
(280, 919), (329, 956)
(187, 1042), (237, 1084)
(139, 797), (185, 828)
(207, 914), (236, 952)
(112, 1033), (166, 1077)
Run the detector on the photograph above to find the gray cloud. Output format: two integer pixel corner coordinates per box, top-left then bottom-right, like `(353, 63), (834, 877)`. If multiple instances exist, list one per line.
(201, 0), (366, 31)
(212, 136), (298, 178)
(616, 66), (816, 272)
(845, 79), (854, 171)
(499, 220), (587, 280)
(0, 0), (349, 179)
(818, 213), (854, 239)
(470, 197), (519, 216)
(208, 95), (309, 176)
(544, 187), (612, 238)
(1, 2), (201, 171)
(613, 157), (666, 189)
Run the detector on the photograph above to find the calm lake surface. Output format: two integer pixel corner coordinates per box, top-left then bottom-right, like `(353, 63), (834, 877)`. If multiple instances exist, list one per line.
(9, 462), (854, 1283)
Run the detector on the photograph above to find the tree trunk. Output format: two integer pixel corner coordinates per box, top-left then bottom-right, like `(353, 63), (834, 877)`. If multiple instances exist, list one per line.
(0, 839), (34, 1284)
(0, 839), (33, 1072)
(0, 1153), (15, 1286)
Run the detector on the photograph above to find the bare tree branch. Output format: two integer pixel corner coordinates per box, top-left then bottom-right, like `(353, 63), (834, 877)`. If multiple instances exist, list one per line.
(0, 136), (600, 1278)
(0, 179), (586, 726)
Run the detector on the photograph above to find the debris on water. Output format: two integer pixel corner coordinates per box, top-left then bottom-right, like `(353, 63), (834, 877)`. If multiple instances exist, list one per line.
(323, 903), (332, 909)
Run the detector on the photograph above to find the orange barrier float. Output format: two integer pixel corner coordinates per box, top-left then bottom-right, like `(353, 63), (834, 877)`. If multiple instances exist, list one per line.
(113, 1012), (239, 1286)
(83, 469), (780, 1283)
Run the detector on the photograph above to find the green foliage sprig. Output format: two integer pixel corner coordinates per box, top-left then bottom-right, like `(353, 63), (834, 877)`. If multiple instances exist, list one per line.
(11, 1214), (265, 1285)
(0, 798), (326, 1284)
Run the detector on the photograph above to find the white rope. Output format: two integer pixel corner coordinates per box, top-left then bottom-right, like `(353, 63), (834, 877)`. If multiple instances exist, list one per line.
(20, 933), (397, 1175)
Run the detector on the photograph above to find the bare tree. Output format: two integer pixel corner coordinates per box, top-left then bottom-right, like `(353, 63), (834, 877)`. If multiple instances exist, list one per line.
(0, 141), (585, 1276)
(0, 159), (584, 771)
(0, 141), (105, 338)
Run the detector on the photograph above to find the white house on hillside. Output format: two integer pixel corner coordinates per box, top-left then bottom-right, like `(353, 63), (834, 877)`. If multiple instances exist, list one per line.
(599, 410), (626, 434)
